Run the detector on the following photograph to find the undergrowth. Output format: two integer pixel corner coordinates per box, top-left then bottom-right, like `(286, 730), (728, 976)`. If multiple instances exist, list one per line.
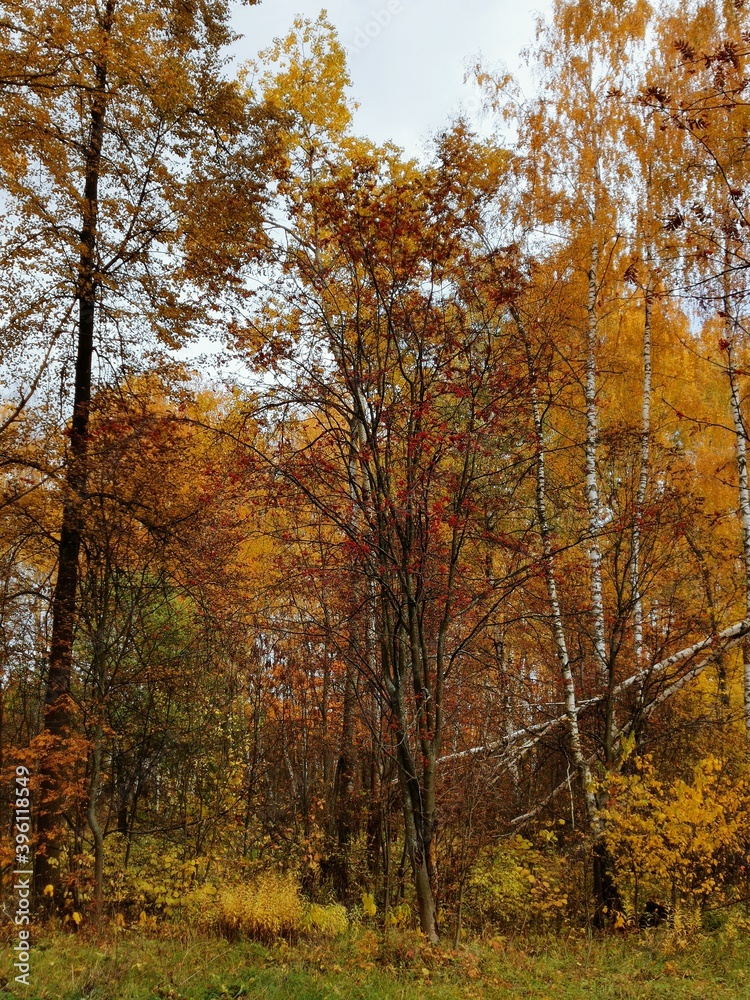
(1, 917), (750, 999)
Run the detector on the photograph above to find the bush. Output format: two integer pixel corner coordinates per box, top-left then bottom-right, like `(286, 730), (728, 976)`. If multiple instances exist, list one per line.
(213, 873), (304, 941)
(207, 873), (349, 942)
(300, 901), (349, 938)
(103, 834), (205, 918)
(466, 834), (568, 931)
(603, 755), (750, 914)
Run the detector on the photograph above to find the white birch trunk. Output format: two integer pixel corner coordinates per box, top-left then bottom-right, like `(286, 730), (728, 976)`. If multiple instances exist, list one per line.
(727, 353), (750, 739)
(439, 618), (750, 771)
(511, 619), (750, 826)
(519, 314), (600, 831)
(631, 287), (651, 664)
(723, 254), (750, 741)
(584, 249), (608, 689)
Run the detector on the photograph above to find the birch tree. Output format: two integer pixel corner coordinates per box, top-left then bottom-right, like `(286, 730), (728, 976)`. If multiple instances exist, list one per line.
(642, 0), (750, 738)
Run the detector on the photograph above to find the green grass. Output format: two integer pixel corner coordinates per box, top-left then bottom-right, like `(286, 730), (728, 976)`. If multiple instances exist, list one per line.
(1, 923), (749, 1000)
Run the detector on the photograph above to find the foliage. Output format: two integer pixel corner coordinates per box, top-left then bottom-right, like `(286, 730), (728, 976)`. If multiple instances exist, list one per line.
(299, 901), (349, 938)
(466, 834), (569, 930)
(4, 0), (750, 945)
(102, 836), (205, 919)
(603, 755), (750, 912)
(211, 873), (304, 942)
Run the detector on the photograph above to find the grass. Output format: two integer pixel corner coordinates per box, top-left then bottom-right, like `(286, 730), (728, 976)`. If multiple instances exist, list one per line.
(1, 922), (750, 1000)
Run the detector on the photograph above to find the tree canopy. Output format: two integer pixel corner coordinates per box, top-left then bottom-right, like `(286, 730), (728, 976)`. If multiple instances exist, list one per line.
(3, 0), (750, 943)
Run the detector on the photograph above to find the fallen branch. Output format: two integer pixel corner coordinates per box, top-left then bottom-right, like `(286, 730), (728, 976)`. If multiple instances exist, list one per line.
(439, 619), (750, 771)
(509, 620), (750, 826)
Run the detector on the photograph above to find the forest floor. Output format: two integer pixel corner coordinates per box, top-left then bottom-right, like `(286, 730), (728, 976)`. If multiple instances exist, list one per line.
(1, 923), (749, 1000)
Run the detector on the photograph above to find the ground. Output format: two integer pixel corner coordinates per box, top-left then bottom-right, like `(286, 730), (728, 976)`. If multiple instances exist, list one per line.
(2, 923), (750, 999)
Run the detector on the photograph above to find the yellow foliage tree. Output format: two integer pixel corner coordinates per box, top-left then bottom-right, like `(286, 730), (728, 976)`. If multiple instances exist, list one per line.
(604, 755), (750, 916)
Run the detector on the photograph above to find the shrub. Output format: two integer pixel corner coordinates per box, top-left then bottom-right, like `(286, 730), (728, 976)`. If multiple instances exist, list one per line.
(213, 873), (304, 941)
(603, 755), (750, 914)
(103, 834), (205, 918)
(300, 901), (349, 937)
(210, 876), (349, 941)
(465, 834), (568, 931)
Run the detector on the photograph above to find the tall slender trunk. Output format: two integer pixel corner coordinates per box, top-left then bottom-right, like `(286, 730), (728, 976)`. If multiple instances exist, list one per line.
(723, 289), (750, 741)
(631, 284), (652, 665)
(363, 573), (385, 885)
(382, 607), (440, 944)
(519, 319), (599, 829)
(582, 259), (622, 920)
(519, 311), (621, 924)
(327, 405), (375, 896)
(394, 713), (439, 944)
(35, 16), (111, 907)
(584, 248), (608, 691)
(331, 657), (356, 896)
(87, 719), (105, 927)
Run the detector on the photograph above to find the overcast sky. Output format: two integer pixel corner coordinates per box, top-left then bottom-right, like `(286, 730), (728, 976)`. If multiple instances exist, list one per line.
(229, 1), (551, 156)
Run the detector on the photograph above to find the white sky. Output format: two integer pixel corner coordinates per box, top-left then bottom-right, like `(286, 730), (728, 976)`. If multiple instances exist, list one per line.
(229, 1), (551, 156)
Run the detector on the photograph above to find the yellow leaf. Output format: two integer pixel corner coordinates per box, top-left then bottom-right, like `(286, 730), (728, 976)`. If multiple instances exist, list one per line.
(72, 911), (82, 925)
(43, 884), (54, 897)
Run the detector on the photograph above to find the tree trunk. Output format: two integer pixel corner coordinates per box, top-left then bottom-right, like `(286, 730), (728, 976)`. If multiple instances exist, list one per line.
(584, 248), (608, 690)
(519, 311), (620, 920)
(35, 11), (110, 909)
(87, 721), (105, 928)
(388, 634), (440, 944)
(631, 284), (652, 665)
(592, 839), (622, 928)
(399, 764), (439, 944)
(330, 656), (356, 898)
(723, 251), (750, 741)
(517, 312), (600, 827)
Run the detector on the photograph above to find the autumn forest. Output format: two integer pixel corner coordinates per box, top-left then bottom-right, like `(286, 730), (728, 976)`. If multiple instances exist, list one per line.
(4, 0), (750, 968)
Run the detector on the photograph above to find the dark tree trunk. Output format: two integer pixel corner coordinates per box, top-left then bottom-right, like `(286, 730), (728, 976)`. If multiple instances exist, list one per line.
(34, 15), (111, 909)
(87, 722), (105, 927)
(328, 657), (356, 898)
(395, 726), (439, 943)
(592, 839), (622, 929)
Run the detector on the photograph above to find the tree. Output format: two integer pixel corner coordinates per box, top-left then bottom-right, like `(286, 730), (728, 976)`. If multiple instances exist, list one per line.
(234, 29), (526, 933)
(641, 0), (750, 740)
(485, 0), (653, 922)
(0, 0), (272, 907)
(478, 0), (750, 924)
